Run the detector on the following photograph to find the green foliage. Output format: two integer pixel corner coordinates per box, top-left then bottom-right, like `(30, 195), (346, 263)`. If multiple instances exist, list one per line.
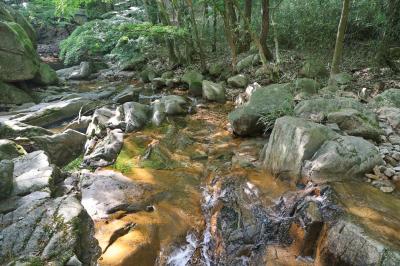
(60, 18), (188, 65)
(257, 99), (294, 133)
(63, 155), (83, 171)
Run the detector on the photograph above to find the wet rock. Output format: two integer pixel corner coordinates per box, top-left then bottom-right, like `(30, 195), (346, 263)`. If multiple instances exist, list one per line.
(0, 139), (25, 160)
(302, 136), (383, 183)
(0, 81), (34, 105)
(378, 107), (400, 131)
(26, 129), (86, 167)
(202, 80), (226, 103)
(84, 128), (124, 167)
(139, 67), (157, 83)
(80, 170), (144, 219)
(182, 70), (204, 96)
(0, 192), (100, 265)
(229, 83), (294, 136)
(56, 65), (80, 80)
(0, 120), (53, 139)
(0, 160), (14, 199)
(371, 179), (395, 193)
(12, 150), (61, 196)
(263, 116), (337, 183)
(319, 219), (400, 265)
(227, 74), (248, 88)
(69, 61), (93, 80)
(327, 108), (383, 141)
(151, 77), (166, 90)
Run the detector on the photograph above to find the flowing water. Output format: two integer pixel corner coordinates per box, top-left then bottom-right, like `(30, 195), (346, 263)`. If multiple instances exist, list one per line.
(90, 101), (293, 265)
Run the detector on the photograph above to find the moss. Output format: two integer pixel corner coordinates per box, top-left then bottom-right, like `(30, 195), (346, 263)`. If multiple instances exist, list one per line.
(63, 155), (83, 172)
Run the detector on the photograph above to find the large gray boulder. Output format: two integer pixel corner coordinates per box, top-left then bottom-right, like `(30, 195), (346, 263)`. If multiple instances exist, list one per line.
(263, 116), (383, 184)
(27, 129), (86, 167)
(161, 95), (190, 115)
(302, 136), (383, 183)
(263, 116), (337, 183)
(12, 150), (61, 196)
(229, 83), (294, 136)
(202, 80), (226, 103)
(122, 102), (150, 132)
(0, 192), (100, 265)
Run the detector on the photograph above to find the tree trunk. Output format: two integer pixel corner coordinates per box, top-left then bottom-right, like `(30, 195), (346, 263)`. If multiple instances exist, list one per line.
(330, 0), (351, 76)
(271, 12), (280, 64)
(221, 0), (238, 70)
(212, 4), (217, 53)
(260, 0), (273, 62)
(143, 0), (159, 24)
(187, 0), (206, 71)
(157, 0), (178, 63)
(240, 0), (252, 52)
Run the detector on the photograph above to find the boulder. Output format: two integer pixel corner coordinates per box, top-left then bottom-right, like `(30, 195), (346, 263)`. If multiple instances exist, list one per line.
(0, 139), (25, 161)
(228, 83), (293, 136)
(122, 102), (150, 132)
(182, 70), (204, 96)
(299, 60), (328, 78)
(69, 61), (93, 80)
(0, 21), (39, 82)
(84, 128), (124, 167)
(236, 54), (254, 72)
(377, 107), (400, 131)
(33, 62), (58, 85)
(302, 136), (383, 183)
(56, 65), (80, 80)
(227, 74), (248, 88)
(27, 129), (86, 167)
(0, 159), (14, 199)
(66, 116), (92, 133)
(295, 97), (376, 123)
(151, 100), (166, 126)
(12, 150), (61, 196)
(13, 97), (95, 127)
(371, 88), (400, 108)
(112, 85), (140, 104)
(0, 120), (53, 139)
(263, 116), (337, 183)
(327, 108), (383, 141)
(160, 95), (190, 115)
(0, 81), (34, 105)
(202, 80), (226, 103)
(0, 192), (100, 265)
(151, 77), (166, 90)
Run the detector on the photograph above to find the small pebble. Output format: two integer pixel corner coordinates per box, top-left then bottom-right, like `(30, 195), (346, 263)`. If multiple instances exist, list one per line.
(380, 186), (394, 193)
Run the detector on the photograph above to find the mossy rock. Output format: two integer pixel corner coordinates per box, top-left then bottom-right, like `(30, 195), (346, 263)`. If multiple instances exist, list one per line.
(182, 70), (204, 96)
(34, 63), (58, 85)
(0, 139), (26, 161)
(0, 81), (34, 105)
(299, 60), (328, 78)
(0, 21), (39, 82)
(370, 89), (400, 108)
(293, 78), (321, 96)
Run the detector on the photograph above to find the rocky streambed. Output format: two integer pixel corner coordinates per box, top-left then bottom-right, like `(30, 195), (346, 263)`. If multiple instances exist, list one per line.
(1, 68), (400, 266)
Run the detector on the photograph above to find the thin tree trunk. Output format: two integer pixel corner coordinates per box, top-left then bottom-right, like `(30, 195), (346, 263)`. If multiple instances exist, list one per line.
(187, 0), (206, 71)
(221, 0), (238, 70)
(212, 4), (217, 53)
(330, 0), (351, 76)
(271, 12), (280, 64)
(241, 0), (252, 52)
(260, 0), (273, 62)
(157, 0), (178, 63)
